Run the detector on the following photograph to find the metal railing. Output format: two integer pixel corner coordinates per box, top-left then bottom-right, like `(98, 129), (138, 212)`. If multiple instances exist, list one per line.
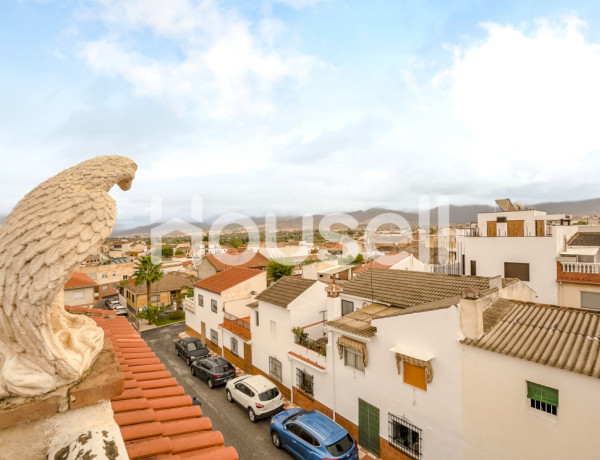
(223, 311), (251, 330)
(560, 262), (600, 274)
(462, 226), (554, 237)
(389, 413), (422, 459)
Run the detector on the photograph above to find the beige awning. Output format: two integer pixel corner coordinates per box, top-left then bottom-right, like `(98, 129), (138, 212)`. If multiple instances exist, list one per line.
(337, 336), (368, 367)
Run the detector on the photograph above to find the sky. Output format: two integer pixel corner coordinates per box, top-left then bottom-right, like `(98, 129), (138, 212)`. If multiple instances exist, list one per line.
(2, 0), (600, 229)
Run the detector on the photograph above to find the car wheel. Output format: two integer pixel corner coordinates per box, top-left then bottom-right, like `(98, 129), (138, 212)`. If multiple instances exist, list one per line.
(176, 349), (180, 357)
(226, 390), (233, 403)
(248, 408), (257, 423)
(208, 378), (214, 389)
(271, 431), (282, 449)
(191, 367), (195, 376)
(187, 357), (191, 366)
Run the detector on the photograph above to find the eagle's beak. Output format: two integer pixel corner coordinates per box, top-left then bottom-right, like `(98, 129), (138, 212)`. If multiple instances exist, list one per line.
(118, 178), (133, 191)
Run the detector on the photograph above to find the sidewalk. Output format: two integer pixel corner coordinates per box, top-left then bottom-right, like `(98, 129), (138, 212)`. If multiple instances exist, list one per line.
(180, 330), (381, 460)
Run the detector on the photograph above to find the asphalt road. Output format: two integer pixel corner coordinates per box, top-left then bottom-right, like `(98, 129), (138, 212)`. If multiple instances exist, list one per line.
(142, 322), (292, 460)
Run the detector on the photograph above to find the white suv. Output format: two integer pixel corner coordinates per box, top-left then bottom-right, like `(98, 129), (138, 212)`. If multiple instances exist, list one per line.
(225, 375), (284, 423)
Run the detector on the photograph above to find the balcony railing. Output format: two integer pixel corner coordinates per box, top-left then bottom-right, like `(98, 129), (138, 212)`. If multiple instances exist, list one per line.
(560, 262), (600, 274)
(223, 311), (250, 330)
(462, 227), (554, 237)
(183, 297), (195, 314)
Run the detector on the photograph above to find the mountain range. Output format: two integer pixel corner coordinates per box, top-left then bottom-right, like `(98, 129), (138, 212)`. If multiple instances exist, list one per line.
(109, 197), (600, 237)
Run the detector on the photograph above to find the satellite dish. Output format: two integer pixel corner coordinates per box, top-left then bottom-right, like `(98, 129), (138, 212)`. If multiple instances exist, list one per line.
(362, 301), (370, 308)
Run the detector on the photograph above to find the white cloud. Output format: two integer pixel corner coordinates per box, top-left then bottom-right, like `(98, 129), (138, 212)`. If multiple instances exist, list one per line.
(437, 16), (600, 171)
(78, 0), (318, 119)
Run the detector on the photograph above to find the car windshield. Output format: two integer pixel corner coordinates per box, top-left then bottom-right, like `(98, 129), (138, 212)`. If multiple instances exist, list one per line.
(326, 434), (354, 457)
(215, 364), (232, 373)
(187, 342), (200, 351)
(258, 387), (280, 401)
(283, 411), (305, 424)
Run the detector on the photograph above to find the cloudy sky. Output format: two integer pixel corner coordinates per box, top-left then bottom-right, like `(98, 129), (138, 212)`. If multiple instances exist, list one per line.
(2, 0), (600, 228)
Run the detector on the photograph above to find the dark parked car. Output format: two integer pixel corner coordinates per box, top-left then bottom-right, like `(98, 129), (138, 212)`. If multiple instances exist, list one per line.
(191, 356), (236, 388)
(175, 337), (209, 365)
(270, 409), (358, 460)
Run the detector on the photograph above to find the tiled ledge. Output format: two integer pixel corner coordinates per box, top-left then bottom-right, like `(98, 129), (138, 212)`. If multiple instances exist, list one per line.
(0, 338), (124, 429)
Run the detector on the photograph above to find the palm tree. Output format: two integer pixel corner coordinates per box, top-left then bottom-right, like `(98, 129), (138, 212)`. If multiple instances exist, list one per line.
(133, 256), (164, 308)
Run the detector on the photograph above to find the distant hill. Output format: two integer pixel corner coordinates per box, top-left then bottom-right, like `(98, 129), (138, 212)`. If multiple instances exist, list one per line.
(110, 198), (600, 236)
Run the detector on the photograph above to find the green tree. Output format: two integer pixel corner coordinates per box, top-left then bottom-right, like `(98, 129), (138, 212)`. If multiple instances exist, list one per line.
(137, 304), (165, 326)
(231, 237), (244, 248)
(162, 247), (174, 258)
(133, 256), (164, 309)
(351, 253), (364, 264)
(267, 259), (293, 281)
(175, 249), (184, 255)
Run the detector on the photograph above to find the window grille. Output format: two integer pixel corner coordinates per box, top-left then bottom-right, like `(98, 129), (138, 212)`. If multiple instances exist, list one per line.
(210, 329), (218, 346)
(198, 294), (204, 307)
(211, 299), (217, 313)
(269, 356), (282, 382)
(527, 381), (558, 415)
(296, 369), (314, 395)
(389, 413), (421, 459)
(231, 337), (238, 356)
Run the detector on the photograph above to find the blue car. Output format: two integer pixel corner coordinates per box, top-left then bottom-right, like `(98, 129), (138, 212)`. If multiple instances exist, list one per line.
(270, 408), (359, 460)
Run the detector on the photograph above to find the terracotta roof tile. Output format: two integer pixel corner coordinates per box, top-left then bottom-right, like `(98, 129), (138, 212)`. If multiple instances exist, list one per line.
(143, 386), (186, 399)
(194, 267), (264, 294)
(154, 406), (203, 422)
(121, 421), (164, 441)
(64, 272), (97, 289)
(91, 315), (238, 460)
(181, 446), (239, 460)
(204, 252), (269, 271)
(162, 418), (213, 437)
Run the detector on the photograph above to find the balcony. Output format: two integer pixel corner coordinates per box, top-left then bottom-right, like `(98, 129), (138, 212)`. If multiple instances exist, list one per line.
(561, 262), (600, 274)
(183, 297), (195, 314)
(221, 312), (251, 341)
(557, 262), (600, 284)
(224, 311), (250, 330)
(292, 327), (327, 356)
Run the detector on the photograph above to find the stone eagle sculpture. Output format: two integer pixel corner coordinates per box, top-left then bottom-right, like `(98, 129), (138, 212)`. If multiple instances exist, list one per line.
(0, 155), (137, 398)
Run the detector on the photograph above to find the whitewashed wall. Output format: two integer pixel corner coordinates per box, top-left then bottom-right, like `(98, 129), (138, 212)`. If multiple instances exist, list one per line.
(462, 345), (600, 460)
(460, 226), (577, 305)
(330, 305), (463, 460)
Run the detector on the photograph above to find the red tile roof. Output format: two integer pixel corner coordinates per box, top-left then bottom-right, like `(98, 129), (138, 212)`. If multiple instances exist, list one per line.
(64, 272), (97, 290)
(205, 252), (269, 271)
(194, 267), (264, 294)
(92, 315), (238, 460)
(353, 252), (411, 274)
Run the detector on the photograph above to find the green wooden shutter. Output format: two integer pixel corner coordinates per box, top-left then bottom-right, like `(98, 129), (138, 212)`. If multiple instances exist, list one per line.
(358, 399), (369, 447)
(527, 381), (559, 406)
(358, 398), (380, 457)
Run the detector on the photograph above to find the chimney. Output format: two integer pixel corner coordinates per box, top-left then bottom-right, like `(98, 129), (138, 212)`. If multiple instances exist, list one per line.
(459, 289), (485, 340)
(488, 275), (502, 290)
(325, 276), (343, 319)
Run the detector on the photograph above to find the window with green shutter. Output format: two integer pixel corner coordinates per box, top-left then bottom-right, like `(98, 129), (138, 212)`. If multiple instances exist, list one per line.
(527, 381), (558, 415)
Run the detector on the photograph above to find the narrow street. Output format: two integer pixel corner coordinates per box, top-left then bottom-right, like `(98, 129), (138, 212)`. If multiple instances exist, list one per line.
(142, 323), (291, 460)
